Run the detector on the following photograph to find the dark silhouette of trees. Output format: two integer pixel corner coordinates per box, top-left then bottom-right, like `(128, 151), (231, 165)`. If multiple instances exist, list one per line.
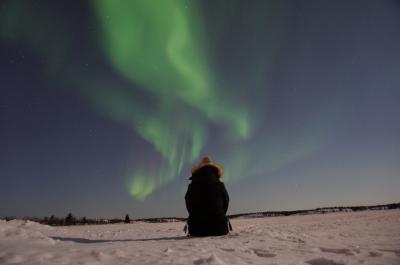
(65, 213), (76, 226)
(125, 214), (130, 223)
(48, 215), (56, 225)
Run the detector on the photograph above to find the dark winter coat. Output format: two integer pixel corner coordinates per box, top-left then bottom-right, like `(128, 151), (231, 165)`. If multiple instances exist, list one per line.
(185, 165), (229, 236)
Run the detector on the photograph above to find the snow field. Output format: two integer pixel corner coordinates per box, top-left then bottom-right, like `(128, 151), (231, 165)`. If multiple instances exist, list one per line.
(0, 210), (399, 265)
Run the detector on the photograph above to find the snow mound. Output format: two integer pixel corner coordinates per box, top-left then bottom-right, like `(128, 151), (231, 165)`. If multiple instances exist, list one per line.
(0, 220), (54, 245)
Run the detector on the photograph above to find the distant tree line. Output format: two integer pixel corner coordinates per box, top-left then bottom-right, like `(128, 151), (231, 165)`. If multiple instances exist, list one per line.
(3, 213), (134, 226)
(228, 202), (400, 219)
(2, 202), (399, 225)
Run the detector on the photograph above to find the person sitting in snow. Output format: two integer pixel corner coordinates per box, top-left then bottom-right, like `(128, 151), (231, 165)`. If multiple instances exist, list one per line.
(185, 156), (230, 236)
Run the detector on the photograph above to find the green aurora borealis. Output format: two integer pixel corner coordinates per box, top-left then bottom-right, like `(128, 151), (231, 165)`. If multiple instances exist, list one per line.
(0, 0), (326, 200)
(91, 0), (250, 199)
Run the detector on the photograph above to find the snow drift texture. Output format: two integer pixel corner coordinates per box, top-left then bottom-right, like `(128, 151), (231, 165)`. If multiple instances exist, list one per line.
(0, 210), (399, 265)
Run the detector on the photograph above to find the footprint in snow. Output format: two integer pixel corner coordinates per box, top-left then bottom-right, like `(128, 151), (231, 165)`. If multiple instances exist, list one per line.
(251, 249), (276, 258)
(319, 247), (354, 256)
(377, 249), (400, 256)
(287, 235), (306, 243)
(306, 257), (346, 265)
(219, 248), (235, 252)
(368, 251), (383, 257)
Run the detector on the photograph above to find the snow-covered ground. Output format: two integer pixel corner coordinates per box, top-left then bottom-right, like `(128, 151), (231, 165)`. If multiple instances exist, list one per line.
(1, 210), (399, 265)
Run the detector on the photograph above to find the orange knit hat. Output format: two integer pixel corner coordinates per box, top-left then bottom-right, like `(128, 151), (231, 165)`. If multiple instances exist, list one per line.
(191, 156), (224, 178)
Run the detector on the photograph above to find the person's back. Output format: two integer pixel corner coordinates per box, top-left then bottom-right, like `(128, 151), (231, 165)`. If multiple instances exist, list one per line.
(185, 157), (229, 236)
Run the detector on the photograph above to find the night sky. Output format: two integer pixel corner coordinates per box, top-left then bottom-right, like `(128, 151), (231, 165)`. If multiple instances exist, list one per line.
(1, 0), (399, 219)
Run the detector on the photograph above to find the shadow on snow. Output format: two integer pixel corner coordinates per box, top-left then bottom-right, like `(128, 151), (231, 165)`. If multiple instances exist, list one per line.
(51, 236), (190, 243)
